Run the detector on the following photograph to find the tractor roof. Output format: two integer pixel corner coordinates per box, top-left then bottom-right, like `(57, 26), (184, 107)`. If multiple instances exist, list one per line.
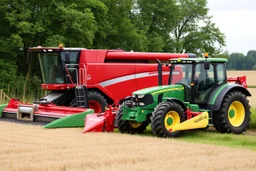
(169, 57), (228, 64)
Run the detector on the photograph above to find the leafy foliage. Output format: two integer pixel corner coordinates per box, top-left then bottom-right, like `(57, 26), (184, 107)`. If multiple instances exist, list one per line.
(0, 0), (229, 98)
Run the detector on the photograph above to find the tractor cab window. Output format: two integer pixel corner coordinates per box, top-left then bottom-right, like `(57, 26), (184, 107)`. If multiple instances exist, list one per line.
(195, 63), (214, 103)
(172, 64), (193, 101)
(216, 63), (226, 84)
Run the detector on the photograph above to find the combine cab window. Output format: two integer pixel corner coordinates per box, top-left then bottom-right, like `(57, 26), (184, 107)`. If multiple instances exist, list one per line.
(60, 52), (80, 84)
(37, 53), (65, 84)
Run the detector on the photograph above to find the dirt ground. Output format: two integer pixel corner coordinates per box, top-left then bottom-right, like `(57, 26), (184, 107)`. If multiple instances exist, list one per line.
(0, 121), (256, 171)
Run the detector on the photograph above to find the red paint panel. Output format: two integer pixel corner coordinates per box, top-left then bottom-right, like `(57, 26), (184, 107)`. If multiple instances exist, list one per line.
(106, 52), (189, 60)
(86, 63), (136, 85)
(102, 80), (137, 100)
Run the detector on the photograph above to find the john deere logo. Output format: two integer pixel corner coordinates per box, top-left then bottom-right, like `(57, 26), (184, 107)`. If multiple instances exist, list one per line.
(194, 115), (207, 123)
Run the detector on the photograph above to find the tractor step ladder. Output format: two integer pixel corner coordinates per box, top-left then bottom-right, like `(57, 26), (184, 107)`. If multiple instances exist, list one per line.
(65, 64), (88, 108)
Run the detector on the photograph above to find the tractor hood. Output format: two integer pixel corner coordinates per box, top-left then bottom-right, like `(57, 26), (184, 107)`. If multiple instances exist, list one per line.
(133, 84), (184, 95)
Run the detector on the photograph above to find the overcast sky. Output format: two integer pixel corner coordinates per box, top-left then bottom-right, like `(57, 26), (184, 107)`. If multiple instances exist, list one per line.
(207, 0), (256, 55)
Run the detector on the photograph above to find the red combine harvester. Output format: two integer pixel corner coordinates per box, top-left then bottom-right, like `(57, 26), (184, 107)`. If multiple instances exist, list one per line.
(0, 45), (195, 128)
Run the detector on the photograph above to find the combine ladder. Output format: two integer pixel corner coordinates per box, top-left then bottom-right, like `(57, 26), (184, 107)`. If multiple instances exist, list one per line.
(65, 64), (88, 108)
(75, 85), (88, 108)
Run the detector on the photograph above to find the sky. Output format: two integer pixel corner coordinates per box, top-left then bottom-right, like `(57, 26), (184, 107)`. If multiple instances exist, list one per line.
(207, 0), (256, 55)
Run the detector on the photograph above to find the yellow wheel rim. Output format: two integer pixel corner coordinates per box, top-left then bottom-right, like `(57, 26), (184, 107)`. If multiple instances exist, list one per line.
(129, 121), (142, 128)
(164, 111), (180, 130)
(228, 101), (245, 127)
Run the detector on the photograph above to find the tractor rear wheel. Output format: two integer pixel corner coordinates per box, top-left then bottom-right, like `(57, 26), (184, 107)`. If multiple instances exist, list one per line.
(116, 103), (147, 134)
(213, 91), (250, 134)
(88, 91), (108, 113)
(151, 101), (185, 138)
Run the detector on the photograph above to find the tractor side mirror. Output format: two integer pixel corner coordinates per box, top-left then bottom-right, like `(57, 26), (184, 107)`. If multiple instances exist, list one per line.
(65, 52), (70, 63)
(204, 61), (210, 70)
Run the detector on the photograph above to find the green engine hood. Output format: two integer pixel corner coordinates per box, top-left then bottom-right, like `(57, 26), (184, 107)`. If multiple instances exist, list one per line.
(133, 84), (184, 95)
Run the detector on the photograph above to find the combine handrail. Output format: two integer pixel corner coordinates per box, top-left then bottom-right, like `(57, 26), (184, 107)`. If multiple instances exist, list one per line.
(65, 64), (87, 87)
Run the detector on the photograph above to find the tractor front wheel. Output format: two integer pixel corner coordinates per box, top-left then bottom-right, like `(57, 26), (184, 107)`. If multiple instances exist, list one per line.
(151, 101), (185, 138)
(213, 91), (251, 134)
(116, 103), (147, 134)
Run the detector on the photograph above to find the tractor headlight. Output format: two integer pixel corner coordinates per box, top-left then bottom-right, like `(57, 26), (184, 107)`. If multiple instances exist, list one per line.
(132, 94), (154, 107)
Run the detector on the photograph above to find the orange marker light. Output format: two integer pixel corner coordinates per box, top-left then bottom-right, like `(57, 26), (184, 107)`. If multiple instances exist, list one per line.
(59, 44), (63, 48)
(204, 53), (209, 58)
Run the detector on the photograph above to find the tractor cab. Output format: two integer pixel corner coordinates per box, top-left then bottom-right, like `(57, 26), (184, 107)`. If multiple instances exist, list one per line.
(168, 54), (227, 104)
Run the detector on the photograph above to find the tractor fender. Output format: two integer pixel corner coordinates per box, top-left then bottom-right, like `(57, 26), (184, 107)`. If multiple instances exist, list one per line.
(212, 84), (251, 111)
(166, 98), (187, 112)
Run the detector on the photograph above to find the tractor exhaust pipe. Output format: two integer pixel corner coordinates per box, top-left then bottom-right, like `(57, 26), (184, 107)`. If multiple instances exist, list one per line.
(157, 59), (162, 86)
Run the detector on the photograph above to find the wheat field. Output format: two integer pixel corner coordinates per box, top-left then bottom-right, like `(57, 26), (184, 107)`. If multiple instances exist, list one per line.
(0, 121), (256, 171)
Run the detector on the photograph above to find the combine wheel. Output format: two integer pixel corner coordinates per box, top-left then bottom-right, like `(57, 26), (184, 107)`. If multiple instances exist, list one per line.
(88, 91), (108, 113)
(116, 103), (147, 134)
(213, 91), (250, 134)
(151, 101), (185, 138)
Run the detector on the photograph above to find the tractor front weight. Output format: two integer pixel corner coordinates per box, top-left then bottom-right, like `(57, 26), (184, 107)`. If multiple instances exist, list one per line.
(123, 105), (152, 123)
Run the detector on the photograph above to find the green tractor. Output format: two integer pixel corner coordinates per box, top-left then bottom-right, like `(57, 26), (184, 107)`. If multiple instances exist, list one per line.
(116, 54), (251, 137)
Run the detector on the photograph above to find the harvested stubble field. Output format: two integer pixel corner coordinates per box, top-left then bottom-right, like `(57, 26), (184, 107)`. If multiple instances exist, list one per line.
(0, 121), (256, 171)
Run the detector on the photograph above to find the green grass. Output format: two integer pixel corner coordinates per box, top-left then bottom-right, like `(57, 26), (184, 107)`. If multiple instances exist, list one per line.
(115, 107), (256, 151)
(179, 130), (256, 151)
(248, 85), (256, 88)
(250, 107), (256, 128)
(137, 128), (256, 151)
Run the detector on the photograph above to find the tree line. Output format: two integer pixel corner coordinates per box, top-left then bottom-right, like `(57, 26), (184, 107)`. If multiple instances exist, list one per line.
(0, 0), (226, 99)
(227, 51), (256, 70)
(215, 50), (256, 70)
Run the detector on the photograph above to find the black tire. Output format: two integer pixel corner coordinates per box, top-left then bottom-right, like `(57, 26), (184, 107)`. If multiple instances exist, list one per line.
(116, 103), (147, 134)
(151, 101), (185, 138)
(88, 91), (108, 113)
(150, 116), (156, 135)
(213, 91), (251, 134)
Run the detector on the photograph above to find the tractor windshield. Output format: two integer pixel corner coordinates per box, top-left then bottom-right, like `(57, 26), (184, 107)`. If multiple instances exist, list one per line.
(31, 51), (80, 84)
(171, 64), (193, 85)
